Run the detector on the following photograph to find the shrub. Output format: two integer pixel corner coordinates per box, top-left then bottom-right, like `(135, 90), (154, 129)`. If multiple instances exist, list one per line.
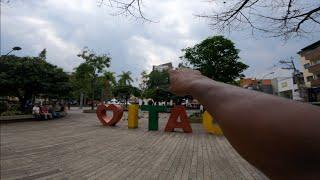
(1, 110), (24, 116)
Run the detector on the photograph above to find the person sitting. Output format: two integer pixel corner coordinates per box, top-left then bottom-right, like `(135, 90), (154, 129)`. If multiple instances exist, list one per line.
(40, 105), (52, 120)
(32, 104), (40, 119)
(54, 102), (61, 112)
(48, 104), (59, 118)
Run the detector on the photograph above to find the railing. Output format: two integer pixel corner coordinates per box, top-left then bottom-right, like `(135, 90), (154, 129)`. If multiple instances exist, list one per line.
(308, 63), (320, 73)
(311, 79), (320, 87)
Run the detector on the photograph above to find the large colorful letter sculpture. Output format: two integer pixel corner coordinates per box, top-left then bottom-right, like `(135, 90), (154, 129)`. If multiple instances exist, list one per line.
(128, 104), (139, 129)
(140, 105), (166, 131)
(202, 111), (223, 135)
(165, 105), (192, 133)
(96, 104), (123, 126)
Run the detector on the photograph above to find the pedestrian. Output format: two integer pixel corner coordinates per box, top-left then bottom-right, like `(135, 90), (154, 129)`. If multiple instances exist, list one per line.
(32, 104), (40, 119)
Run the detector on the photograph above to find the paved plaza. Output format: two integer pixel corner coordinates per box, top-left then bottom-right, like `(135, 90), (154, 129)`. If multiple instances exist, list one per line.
(1, 109), (267, 179)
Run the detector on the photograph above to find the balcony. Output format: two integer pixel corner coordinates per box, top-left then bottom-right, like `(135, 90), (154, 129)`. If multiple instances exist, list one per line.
(311, 79), (320, 87)
(308, 63), (320, 73)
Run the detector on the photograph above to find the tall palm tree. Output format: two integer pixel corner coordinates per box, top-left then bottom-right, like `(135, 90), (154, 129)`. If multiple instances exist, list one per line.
(102, 71), (116, 100)
(103, 71), (116, 86)
(118, 71), (133, 86)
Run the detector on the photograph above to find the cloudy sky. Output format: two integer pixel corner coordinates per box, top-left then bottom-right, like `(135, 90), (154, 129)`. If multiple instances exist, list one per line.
(1, 0), (319, 84)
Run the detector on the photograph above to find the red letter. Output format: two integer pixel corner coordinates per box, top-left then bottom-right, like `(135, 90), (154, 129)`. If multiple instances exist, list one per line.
(165, 105), (192, 133)
(96, 104), (123, 126)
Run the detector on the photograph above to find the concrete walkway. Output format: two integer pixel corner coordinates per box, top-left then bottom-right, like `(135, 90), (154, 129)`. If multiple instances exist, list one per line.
(0, 109), (267, 179)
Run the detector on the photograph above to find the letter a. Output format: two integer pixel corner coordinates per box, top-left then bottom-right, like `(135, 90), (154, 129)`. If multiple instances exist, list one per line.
(165, 105), (192, 133)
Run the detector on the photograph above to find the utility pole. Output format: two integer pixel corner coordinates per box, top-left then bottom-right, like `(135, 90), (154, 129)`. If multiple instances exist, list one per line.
(279, 57), (305, 101)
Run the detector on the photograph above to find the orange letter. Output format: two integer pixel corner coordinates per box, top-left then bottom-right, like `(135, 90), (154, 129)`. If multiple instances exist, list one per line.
(165, 105), (192, 133)
(96, 104), (123, 126)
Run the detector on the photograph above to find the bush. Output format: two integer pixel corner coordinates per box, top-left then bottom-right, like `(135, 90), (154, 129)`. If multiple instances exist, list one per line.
(1, 110), (24, 116)
(0, 102), (7, 114)
(189, 112), (202, 123)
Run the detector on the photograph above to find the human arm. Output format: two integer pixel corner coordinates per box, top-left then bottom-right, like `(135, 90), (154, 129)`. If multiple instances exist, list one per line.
(169, 69), (320, 179)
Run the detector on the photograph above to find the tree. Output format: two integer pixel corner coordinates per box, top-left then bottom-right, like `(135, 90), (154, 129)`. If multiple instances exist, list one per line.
(38, 48), (47, 61)
(113, 85), (133, 105)
(114, 71), (134, 105)
(196, 0), (320, 39)
(142, 70), (177, 103)
(139, 70), (148, 92)
(98, 0), (319, 39)
(77, 47), (111, 109)
(118, 71), (133, 86)
(131, 86), (142, 98)
(0, 55), (71, 111)
(102, 71), (116, 100)
(98, 0), (153, 22)
(70, 63), (94, 103)
(180, 36), (248, 83)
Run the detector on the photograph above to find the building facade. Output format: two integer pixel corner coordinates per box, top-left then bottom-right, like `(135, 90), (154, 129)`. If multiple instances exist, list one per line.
(240, 78), (273, 94)
(298, 41), (320, 102)
(152, 62), (173, 72)
(241, 77), (302, 100)
(274, 77), (301, 100)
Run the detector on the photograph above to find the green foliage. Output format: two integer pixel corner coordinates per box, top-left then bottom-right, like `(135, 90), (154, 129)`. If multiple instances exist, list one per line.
(75, 47), (111, 109)
(141, 70), (177, 102)
(0, 101), (7, 113)
(139, 70), (148, 91)
(38, 48), (47, 61)
(0, 55), (71, 110)
(103, 71), (116, 86)
(77, 47), (111, 75)
(113, 85), (132, 104)
(118, 71), (133, 86)
(144, 88), (173, 102)
(1, 110), (24, 116)
(70, 63), (94, 98)
(147, 70), (169, 89)
(131, 86), (142, 97)
(181, 36), (248, 83)
(101, 71), (116, 99)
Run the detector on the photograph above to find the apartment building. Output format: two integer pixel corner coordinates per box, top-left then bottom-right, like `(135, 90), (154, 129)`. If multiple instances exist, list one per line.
(240, 78), (273, 94)
(298, 40), (320, 102)
(152, 62), (173, 72)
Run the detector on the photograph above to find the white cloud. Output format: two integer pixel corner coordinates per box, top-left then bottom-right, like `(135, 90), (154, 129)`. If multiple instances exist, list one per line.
(127, 35), (179, 71)
(1, 5), (81, 71)
(1, 0), (319, 82)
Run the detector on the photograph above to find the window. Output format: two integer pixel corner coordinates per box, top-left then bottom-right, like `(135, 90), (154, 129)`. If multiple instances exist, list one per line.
(307, 76), (313, 82)
(281, 82), (288, 88)
(304, 63), (310, 69)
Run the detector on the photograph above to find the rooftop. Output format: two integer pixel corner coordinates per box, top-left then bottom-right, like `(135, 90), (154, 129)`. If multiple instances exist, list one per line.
(298, 40), (320, 54)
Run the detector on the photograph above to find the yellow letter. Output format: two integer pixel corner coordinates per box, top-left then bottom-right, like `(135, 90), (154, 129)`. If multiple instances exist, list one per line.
(202, 111), (223, 135)
(128, 104), (139, 128)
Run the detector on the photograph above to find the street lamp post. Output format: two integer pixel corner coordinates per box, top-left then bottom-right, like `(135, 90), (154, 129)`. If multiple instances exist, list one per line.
(5, 46), (22, 56)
